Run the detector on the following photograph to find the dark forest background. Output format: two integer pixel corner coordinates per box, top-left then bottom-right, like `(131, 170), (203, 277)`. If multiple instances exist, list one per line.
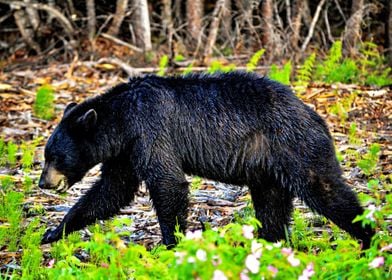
(0, 0), (391, 68)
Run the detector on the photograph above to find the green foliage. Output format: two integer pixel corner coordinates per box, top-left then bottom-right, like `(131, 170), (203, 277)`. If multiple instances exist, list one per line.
(0, 178), (23, 251)
(268, 61), (292, 85)
(357, 143), (381, 176)
(315, 41), (343, 82)
(182, 63), (194, 75)
(207, 60), (236, 74)
(7, 142), (18, 167)
(174, 54), (185, 62)
(190, 176), (202, 190)
(158, 55), (169, 76)
(246, 49), (265, 72)
(348, 123), (361, 145)
(0, 138), (6, 166)
(34, 85), (55, 120)
(328, 91), (357, 124)
(20, 143), (34, 171)
(295, 53), (316, 89)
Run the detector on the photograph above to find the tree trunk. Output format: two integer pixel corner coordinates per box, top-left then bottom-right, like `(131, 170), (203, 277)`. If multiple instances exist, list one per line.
(108, 0), (129, 36)
(132, 0), (152, 51)
(86, 0), (96, 40)
(186, 0), (203, 41)
(343, 0), (364, 57)
(261, 0), (273, 49)
(162, 0), (174, 58)
(290, 0), (304, 50)
(387, 0), (392, 65)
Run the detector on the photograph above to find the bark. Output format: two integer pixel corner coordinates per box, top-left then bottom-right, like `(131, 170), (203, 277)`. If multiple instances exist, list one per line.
(186, 0), (203, 41)
(162, 0), (174, 58)
(342, 0), (364, 56)
(132, 0), (152, 51)
(108, 0), (129, 36)
(387, 0), (392, 64)
(290, 0), (304, 49)
(86, 0), (96, 40)
(261, 0), (273, 49)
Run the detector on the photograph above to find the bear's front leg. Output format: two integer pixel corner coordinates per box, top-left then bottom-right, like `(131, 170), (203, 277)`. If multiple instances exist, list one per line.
(42, 158), (139, 244)
(145, 168), (189, 247)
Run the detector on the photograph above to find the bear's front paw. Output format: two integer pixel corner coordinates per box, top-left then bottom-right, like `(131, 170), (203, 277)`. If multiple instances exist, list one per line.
(41, 228), (62, 244)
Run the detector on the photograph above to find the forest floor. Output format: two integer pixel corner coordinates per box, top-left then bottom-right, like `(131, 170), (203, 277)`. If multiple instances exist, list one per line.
(0, 61), (391, 269)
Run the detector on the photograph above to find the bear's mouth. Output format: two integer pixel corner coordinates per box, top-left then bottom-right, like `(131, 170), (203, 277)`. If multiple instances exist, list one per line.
(55, 178), (69, 193)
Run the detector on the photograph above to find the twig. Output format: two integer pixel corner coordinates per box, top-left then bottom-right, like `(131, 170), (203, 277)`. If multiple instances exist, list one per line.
(97, 57), (141, 77)
(100, 32), (143, 53)
(285, 0), (293, 30)
(324, 8), (334, 43)
(300, 0), (326, 52)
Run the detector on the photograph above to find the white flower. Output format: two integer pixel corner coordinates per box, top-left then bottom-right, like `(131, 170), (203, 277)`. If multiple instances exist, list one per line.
(281, 247), (293, 256)
(185, 230), (203, 240)
(380, 244), (392, 252)
(251, 240), (263, 259)
(298, 262), (315, 280)
(365, 204), (379, 222)
(196, 249), (207, 262)
(212, 270), (228, 280)
(240, 270), (250, 280)
(369, 256), (384, 269)
(187, 256), (196, 263)
(174, 251), (186, 264)
(245, 254), (260, 274)
(287, 253), (300, 267)
(242, 225), (254, 239)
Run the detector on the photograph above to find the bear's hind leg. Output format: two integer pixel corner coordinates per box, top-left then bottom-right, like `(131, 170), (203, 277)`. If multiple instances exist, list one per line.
(301, 175), (374, 249)
(41, 157), (139, 244)
(248, 180), (294, 242)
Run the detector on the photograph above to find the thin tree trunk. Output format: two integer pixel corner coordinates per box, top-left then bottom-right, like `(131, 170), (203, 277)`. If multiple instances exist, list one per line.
(186, 0), (203, 41)
(388, 0), (392, 65)
(343, 0), (364, 56)
(132, 0), (152, 51)
(86, 0), (96, 40)
(24, 0), (39, 30)
(162, 0), (174, 59)
(290, 0), (304, 49)
(108, 0), (129, 36)
(203, 0), (225, 59)
(261, 0), (273, 49)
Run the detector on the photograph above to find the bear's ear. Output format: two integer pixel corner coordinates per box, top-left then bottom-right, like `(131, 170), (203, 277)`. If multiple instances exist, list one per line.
(76, 109), (97, 131)
(63, 102), (77, 118)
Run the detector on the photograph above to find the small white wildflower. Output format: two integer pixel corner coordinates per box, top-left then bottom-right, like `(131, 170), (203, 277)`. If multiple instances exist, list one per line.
(245, 254), (260, 274)
(174, 251), (186, 264)
(266, 244), (273, 250)
(242, 225), (254, 239)
(380, 244), (392, 252)
(251, 240), (263, 259)
(369, 256), (384, 269)
(187, 256), (196, 263)
(196, 249), (207, 262)
(281, 247), (293, 256)
(287, 253), (300, 267)
(298, 262), (315, 280)
(212, 270), (228, 280)
(240, 270), (250, 280)
(185, 230), (203, 240)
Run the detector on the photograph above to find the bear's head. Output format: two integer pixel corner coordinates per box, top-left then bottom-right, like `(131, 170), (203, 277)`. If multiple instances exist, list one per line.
(38, 102), (99, 193)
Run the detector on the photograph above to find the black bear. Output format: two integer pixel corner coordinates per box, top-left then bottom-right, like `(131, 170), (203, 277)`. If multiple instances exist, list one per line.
(39, 72), (374, 248)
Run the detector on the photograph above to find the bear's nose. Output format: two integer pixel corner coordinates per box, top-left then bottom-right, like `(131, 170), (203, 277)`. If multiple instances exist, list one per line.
(38, 175), (47, 189)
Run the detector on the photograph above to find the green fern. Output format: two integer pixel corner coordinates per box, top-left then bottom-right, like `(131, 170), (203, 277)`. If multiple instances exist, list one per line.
(207, 60), (236, 74)
(315, 41), (342, 82)
(295, 53), (316, 88)
(268, 61), (292, 85)
(246, 49), (265, 72)
(34, 85), (55, 120)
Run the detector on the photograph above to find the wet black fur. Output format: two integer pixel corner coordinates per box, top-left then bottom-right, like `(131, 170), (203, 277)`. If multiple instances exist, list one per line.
(40, 72), (374, 248)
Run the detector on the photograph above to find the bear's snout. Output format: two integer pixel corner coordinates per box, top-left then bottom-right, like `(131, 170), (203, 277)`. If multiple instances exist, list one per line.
(38, 164), (68, 192)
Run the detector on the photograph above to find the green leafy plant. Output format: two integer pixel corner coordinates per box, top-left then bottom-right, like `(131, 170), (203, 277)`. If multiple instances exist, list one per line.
(7, 142), (18, 167)
(34, 85), (55, 120)
(357, 143), (381, 176)
(269, 61), (292, 85)
(158, 55), (169, 76)
(207, 60), (236, 74)
(246, 49), (265, 72)
(295, 53), (316, 89)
